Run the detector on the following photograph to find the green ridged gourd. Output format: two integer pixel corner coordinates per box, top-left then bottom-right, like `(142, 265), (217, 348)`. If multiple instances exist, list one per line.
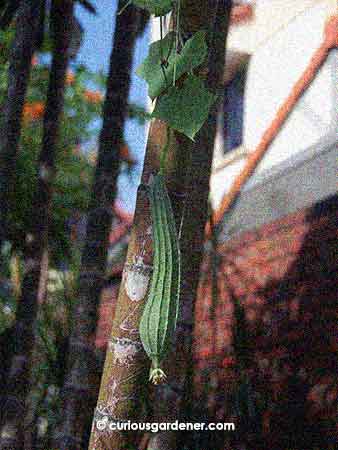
(139, 173), (181, 384)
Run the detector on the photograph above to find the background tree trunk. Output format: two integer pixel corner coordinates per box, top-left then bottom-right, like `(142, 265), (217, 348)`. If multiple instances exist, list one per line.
(0, 0), (43, 260)
(0, 2), (73, 448)
(146, 3), (232, 450)
(89, 2), (231, 449)
(52, 4), (148, 449)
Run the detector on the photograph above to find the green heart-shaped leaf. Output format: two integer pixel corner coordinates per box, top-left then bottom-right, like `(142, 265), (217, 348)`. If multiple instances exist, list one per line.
(136, 32), (176, 99)
(136, 31), (207, 100)
(151, 74), (217, 140)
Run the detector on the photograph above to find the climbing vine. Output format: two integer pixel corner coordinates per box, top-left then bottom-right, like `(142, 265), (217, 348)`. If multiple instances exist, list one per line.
(120, 0), (217, 382)
(134, 0), (216, 141)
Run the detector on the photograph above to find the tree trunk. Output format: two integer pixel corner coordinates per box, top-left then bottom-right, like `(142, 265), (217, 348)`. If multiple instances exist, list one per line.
(52, 4), (148, 449)
(0, 2), (73, 448)
(88, 2), (231, 449)
(88, 110), (191, 450)
(0, 0), (43, 260)
(147, 3), (232, 450)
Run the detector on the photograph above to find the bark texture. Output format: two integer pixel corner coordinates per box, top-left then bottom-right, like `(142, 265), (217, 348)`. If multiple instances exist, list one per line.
(52, 4), (148, 449)
(0, 2), (73, 448)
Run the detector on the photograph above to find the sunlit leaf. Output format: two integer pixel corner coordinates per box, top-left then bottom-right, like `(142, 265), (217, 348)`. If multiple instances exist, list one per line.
(136, 31), (207, 99)
(151, 74), (217, 140)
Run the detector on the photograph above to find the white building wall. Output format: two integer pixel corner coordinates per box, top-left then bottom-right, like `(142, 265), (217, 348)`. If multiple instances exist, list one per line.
(210, 0), (337, 209)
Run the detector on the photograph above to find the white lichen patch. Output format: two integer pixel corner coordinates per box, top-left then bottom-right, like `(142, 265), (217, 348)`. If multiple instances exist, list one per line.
(125, 270), (149, 301)
(119, 305), (140, 335)
(124, 256), (151, 302)
(109, 337), (142, 367)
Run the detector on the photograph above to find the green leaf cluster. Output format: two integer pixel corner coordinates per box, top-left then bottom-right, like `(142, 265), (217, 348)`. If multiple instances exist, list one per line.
(136, 28), (217, 140)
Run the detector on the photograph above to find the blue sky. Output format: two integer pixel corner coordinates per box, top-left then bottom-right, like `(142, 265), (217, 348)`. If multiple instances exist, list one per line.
(75, 0), (150, 212)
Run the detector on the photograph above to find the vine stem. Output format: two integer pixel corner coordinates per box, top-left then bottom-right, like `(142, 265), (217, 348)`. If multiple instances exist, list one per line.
(159, 15), (169, 87)
(173, 0), (181, 85)
(117, 0), (132, 15)
(159, 125), (172, 175)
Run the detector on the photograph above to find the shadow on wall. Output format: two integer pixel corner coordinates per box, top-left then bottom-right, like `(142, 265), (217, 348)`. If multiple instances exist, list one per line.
(193, 193), (337, 450)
